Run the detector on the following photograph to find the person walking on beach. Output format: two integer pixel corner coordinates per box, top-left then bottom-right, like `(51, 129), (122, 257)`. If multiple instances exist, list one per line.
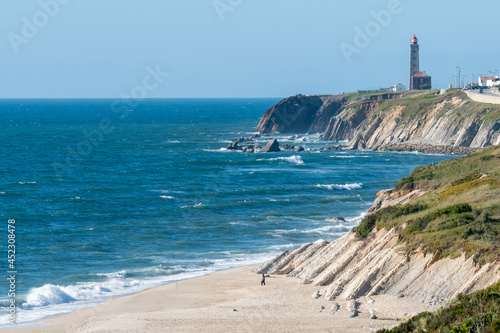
(261, 273), (266, 286)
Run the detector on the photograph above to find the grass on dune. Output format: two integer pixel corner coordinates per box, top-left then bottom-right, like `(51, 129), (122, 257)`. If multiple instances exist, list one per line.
(355, 145), (500, 265)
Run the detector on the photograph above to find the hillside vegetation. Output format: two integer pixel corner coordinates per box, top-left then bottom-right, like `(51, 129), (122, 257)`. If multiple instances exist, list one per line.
(356, 145), (500, 265)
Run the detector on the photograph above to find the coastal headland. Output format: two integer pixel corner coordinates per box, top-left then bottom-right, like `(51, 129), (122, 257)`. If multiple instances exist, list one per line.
(256, 90), (500, 154)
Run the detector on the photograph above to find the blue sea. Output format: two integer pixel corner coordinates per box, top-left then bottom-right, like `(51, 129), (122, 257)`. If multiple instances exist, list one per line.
(0, 98), (454, 325)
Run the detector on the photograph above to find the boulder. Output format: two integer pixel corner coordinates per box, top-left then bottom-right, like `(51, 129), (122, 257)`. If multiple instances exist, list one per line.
(281, 144), (295, 150)
(261, 139), (281, 153)
(227, 141), (239, 150)
(326, 216), (346, 222)
(325, 145), (343, 151)
(295, 146), (305, 152)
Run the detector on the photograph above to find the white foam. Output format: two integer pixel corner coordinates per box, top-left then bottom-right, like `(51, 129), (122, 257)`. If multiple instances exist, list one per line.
(302, 224), (352, 235)
(281, 155), (304, 165)
(3, 251), (279, 325)
(181, 203), (204, 209)
(159, 195), (175, 200)
(18, 181), (36, 184)
(258, 155), (304, 165)
(202, 148), (232, 153)
(348, 211), (367, 225)
(315, 183), (363, 190)
(154, 190), (186, 194)
(24, 285), (77, 308)
(267, 243), (296, 251)
(330, 155), (369, 158)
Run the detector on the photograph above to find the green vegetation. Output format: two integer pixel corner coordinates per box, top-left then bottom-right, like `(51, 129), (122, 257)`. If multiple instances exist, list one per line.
(421, 83), (432, 90)
(355, 145), (500, 264)
(383, 89), (500, 124)
(343, 89), (500, 129)
(345, 91), (401, 101)
(378, 280), (500, 333)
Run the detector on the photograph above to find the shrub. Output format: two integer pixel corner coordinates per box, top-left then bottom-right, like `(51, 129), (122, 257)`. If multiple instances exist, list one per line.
(406, 203), (473, 233)
(492, 319), (500, 332)
(395, 176), (414, 191)
(451, 173), (482, 187)
(356, 214), (377, 239)
(481, 155), (495, 161)
(391, 203), (428, 218)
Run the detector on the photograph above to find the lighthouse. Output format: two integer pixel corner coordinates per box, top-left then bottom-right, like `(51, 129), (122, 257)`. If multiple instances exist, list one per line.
(409, 35), (431, 90)
(409, 35), (419, 90)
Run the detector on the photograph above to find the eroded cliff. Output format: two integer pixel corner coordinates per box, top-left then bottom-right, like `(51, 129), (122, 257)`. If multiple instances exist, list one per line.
(256, 90), (500, 151)
(254, 146), (500, 309)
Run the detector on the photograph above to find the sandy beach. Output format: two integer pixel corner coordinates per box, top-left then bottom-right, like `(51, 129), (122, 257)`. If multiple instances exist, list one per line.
(3, 265), (438, 333)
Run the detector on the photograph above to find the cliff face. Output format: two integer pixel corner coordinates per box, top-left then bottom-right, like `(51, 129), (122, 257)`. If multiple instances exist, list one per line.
(255, 94), (346, 134)
(254, 228), (500, 306)
(254, 187), (500, 307)
(256, 91), (500, 150)
(254, 146), (500, 307)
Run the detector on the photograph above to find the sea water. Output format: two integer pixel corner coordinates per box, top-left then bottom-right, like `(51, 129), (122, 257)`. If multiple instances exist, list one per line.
(0, 98), (453, 325)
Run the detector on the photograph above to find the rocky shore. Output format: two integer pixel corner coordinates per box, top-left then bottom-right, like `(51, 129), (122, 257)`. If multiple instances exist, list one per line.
(381, 144), (481, 155)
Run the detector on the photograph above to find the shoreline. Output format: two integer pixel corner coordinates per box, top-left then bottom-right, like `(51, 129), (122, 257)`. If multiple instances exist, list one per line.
(2, 265), (438, 333)
(381, 143), (480, 155)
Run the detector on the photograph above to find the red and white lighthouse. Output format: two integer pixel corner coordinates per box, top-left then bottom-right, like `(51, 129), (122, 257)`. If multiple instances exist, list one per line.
(409, 35), (420, 90)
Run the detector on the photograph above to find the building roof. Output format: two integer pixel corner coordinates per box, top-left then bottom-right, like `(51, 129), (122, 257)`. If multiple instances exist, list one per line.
(414, 71), (430, 77)
(396, 83), (405, 86)
(480, 76), (497, 81)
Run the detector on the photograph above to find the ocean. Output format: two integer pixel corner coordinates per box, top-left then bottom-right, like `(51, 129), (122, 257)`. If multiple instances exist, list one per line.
(0, 98), (454, 325)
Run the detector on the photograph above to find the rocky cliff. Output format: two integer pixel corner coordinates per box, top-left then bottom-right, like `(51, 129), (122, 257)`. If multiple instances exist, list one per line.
(254, 145), (500, 310)
(254, 228), (500, 306)
(256, 90), (500, 151)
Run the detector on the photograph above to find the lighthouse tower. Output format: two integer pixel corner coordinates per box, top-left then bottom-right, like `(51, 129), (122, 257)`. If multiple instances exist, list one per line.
(409, 35), (419, 90)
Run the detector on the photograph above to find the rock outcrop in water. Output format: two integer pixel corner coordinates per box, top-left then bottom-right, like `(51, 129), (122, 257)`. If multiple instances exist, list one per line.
(261, 139), (281, 153)
(256, 91), (500, 152)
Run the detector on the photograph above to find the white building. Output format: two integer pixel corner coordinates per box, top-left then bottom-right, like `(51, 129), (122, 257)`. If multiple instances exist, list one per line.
(392, 83), (406, 92)
(479, 76), (500, 87)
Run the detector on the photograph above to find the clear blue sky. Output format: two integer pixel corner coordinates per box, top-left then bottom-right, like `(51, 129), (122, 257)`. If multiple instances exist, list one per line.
(0, 0), (498, 98)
